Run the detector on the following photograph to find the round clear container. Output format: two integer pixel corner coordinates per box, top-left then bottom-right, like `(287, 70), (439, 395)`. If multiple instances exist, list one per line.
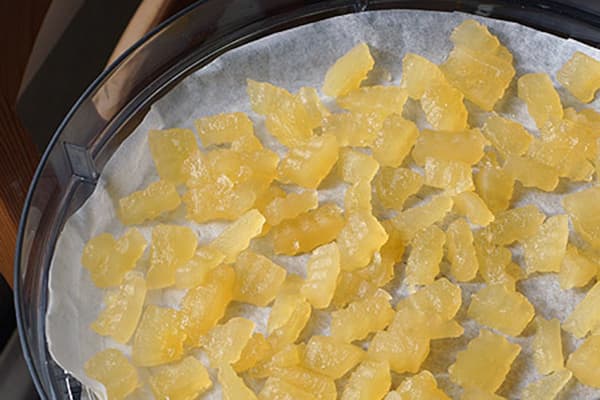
(14, 0), (600, 398)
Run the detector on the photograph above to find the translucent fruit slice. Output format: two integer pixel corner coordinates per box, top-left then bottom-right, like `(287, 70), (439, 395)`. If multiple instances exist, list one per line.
(420, 82), (468, 131)
(517, 73), (563, 129)
(338, 210), (388, 271)
(453, 191), (494, 226)
(147, 224), (197, 289)
(400, 53), (446, 99)
(563, 281), (600, 338)
(522, 214), (569, 274)
(149, 356), (212, 400)
(338, 148), (380, 184)
(557, 51), (600, 103)
(296, 86), (330, 129)
(249, 343), (303, 379)
(474, 164), (514, 213)
(118, 180), (181, 225)
(303, 336), (364, 379)
(91, 271), (147, 343)
(405, 225), (446, 286)
(368, 324), (430, 374)
(201, 317), (255, 367)
(321, 112), (381, 147)
(344, 180), (372, 213)
(234, 250), (286, 306)
(450, 19), (500, 53)
(195, 112), (254, 147)
(331, 272), (377, 309)
(356, 220), (405, 287)
(183, 181), (258, 223)
(259, 377), (316, 400)
(406, 278), (463, 321)
(148, 128), (198, 183)
(301, 243), (341, 309)
(474, 237), (518, 290)
(218, 364), (257, 400)
(272, 366), (337, 400)
(480, 204), (545, 246)
(84, 349), (138, 400)
(337, 86), (408, 119)
(521, 369), (572, 400)
(175, 246), (225, 289)
(566, 335), (600, 388)
(392, 196), (453, 243)
(264, 190), (319, 226)
(532, 316), (564, 375)
(233, 333), (273, 373)
(209, 209), (265, 263)
(323, 42), (374, 98)
(372, 114), (419, 168)
(446, 218), (478, 282)
(423, 157), (474, 195)
(387, 370), (450, 400)
(482, 115), (532, 158)
(267, 275), (305, 334)
(563, 186), (600, 248)
(504, 154), (560, 192)
(268, 298), (312, 351)
(448, 329), (520, 392)
(411, 128), (487, 166)
(559, 245), (597, 290)
(341, 360), (391, 400)
(374, 167), (423, 211)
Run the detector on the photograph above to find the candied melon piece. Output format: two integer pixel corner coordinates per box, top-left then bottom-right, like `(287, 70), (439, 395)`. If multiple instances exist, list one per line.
(233, 333), (273, 373)
(405, 225), (445, 286)
(149, 356), (212, 400)
(303, 336), (364, 379)
(392, 196), (453, 243)
(259, 377), (316, 400)
(233, 250), (286, 306)
(132, 305), (186, 367)
(219, 364), (257, 400)
(85, 349), (138, 400)
(175, 246), (225, 289)
(273, 367), (336, 400)
(272, 203), (344, 255)
(209, 209), (265, 262)
(388, 370), (450, 400)
(321, 112), (381, 147)
(517, 73), (563, 129)
(412, 128), (487, 166)
(147, 224), (197, 289)
(338, 210), (388, 271)
(480, 205), (545, 246)
(301, 243), (341, 309)
(406, 278), (462, 320)
(277, 134), (338, 189)
(467, 285), (535, 336)
(503, 154), (559, 192)
(449, 329), (520, 392)
(521, 369), (572, 400)
(180, 265), (234, 346)
(374, 167), (423, 210)
(81, 228), (146, 288)
(341, 360), (390, 400)
(563, 186), (600, 248)
(563, 281), (600, 337)
(91, 272), (146, 343)
(195, 112), (254, 147)
(331, 271), (377, 309)
(559, 245), (597, 289)
(421, 82), (468, 131)
(264, 190), (318, 226)
(424, 157), (474, 194)
(473, 237), (516, 289)
(451, 19), (499, 52)
(331, 289), (394, 343)
(482, 115), (532, 157)
(453, 191), (494, 226)
(344, 180), (372, 213)
(338, 148), (379, 184)
(148, 128), (198, 183)
(372, 114), (419, 168)
(183, 182), (258, 223)
(119, 180), (181, 225)
(249, 343), (303, 379)
(532, 316), (564, 375)
(400, 53), (446, 99)
(461, 388), (506, 400)
(392, 298), (463, 342)
(296, 87), (330, 129)
(356, 220), (405, 287)
(474, 165), (514, 213)
(268, 299), (312, 350)
(323, 43), (374, 98)
(446, 218), (478, 282)
(268, 275), (304, 334)
(337, 86), (408, 118)
(522, 214), (568, 274)
(368, 324), (430, 374)
(557, 51), (600, 102)
(567, 335), (600, 388)
(201, 317), (255, 367)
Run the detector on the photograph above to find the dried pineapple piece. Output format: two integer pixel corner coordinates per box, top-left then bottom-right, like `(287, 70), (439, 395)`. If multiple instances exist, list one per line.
(461, 388), (506, 400)
(421, 82), (468, 131)
(149, 356), (212, 400)
(175, 246), (225, 289)
(259, 377), (316, 400)
(450, 19), (499, 53)
(338, 148), (379, 184)
(132, 305), (187, 367)
(91, 271), (146, 343)
(480, 204), (545, 246)
(254, 184), (286, 235)
(482, 115), (532, 158)
(412, 128), (487, 166)
(504, 154), (560, 192)
(406, 278), (463, 320)
(301, 243), (341, 309)
(148, 128), (198, 184)
(344, 180), (372, 213)
(183, 182), (258, 223)
(119, 180), (181, 225)
(446, 218), (478, 282)
(372, 114), (419, 168)
(195, 112), (254, 147)
(517, 73), (563, 129)
(356, 221), (404, 287)
(392, 196), (453, 243)
(147, 224), (197, 289)
(277, 134), (339, 189)
(424, 157), (474, 195)
(374, 167), (423, 210)
(337, 86), (408, 119)
(563, 186), (600, 248)
(201, 317), (255, 367)
(234, 250), (286, 306)
(521, 369), (572, 400)
(532, 316), (564, 375)
(249, 343), (302, 379)
(557, 51), (600, 102)
(338, 210), (388, 271)
(268, 299), (311, 350)
(473, 236), (517, 289)
(321, 112), (381, 147)
(453, 191), (494, 226)
(522, 214), (568, 274)
(233, 333), (273, 373)
(467, 285), (535, 336)
(267, 275), (304, 334)
(387, 370), (450, 400)
(368, 322), (430, 374)
(405, 225), (445, 286)
(474, 164), (514, 213)
(563, 281), (600, 338)
(273, 367), (337, 400)
(331, 272), (377, 309)
(449, 329), (520, 392)
(85, 349), (138, 400)
(323, 42), (374, 98)
(264, 190), (318, 226)
(296, 87), (330, 129)
(209, 209), (265, 262)
(81, 228), (146, 288)
(566, 335), (600, 388)
(218, 364), (257, 400)
(341, 360), (390, 400)
(400, 53), (446, 99)
(559, 244), (597, 289)
(303, 335), (365, 379)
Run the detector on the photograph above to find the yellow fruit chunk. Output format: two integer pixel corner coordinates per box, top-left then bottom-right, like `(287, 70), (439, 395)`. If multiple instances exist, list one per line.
(147, 224), (197, 289)
(567, 335), (600, 388)
(149, 356), (212, 400)
(344, 180), (372, 213)
(517, 73), (563, 129)
(331, 289), (394, 343)
(388, 370), (450, 400)
(338, 148), (379, 184)
(374, 167), (423, 210)
(356, 220), (405, 287)
(323, 43), (374, 98)
(521, 369), (572, 400)
(393, 300), (463, 342)
(563, 281), (600, 338)
(180, 265), (235, 346)
(372, 114), (419, 168)
(405, 225), (445, 286)
(559, 245), (598, 289)
(301, 243), (341, 309)
(85, 349), (138, 400)
(233, 333), (273, 373)
(337, 86), (408, 118)
(467, 285), (535, 336)
(259, 377), (316, 400)
(132, 305), (186, 367)
(563, 186), (600, 248)
(338, 210), (388, 271)
(522, 214), (568, 274)
(321, 112), (381, 147)
(557, 51), (600, 102)
(249, 343), (303, 379)
(81, 229), (146, 288)
(474, 164), (514, 213)
(277, 134), (339, 189)
(400, 53), (446, 99)
(532, 317), (564, 375)
(195, 112), (254, 147)
(393, 196), (453, 243)
(450, 20), (499, 53)
(369, 323), (430, 374)
(273, 367), (337, 400)
(296, 87), (330, 129)
(449, 329), (520, 392)
(264, 190), (319, 226)
(91, 271), (146, 343)
(461, 388), (506, 400)
(148, 128), (198, 183)
(480, 204), (545, 246)
(482, 115), (532, 157)
(504, 154), (559, 192)
(341, 360), (390, 400)
(424, 157), (474, 195)
(406, 278), (463, 320)
(412, 128), (487, 166)
(175, 246), (225, 289)
(473, 236), (517, 290)
(209, 209), (265, 262)
(271, 203), (344, 255)
(331, 272), (377, 309)
(183, 182), (257, 223)
(453, 191), (494, 226)
(234, 250), (286, 306)
(118, 180), (181, 225)
(446, 218), (478, 282)
(201, 317), (255, 367)
(219, 364), (257, 400)
(421, 82), (468, 131)
(303, 336), (365, 379)
(268, 299), (311, 351)
(268, 275), (304, 334)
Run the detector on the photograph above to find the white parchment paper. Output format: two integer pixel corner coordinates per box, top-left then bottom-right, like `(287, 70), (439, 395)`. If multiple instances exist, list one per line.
(46, 9), (600, 400)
